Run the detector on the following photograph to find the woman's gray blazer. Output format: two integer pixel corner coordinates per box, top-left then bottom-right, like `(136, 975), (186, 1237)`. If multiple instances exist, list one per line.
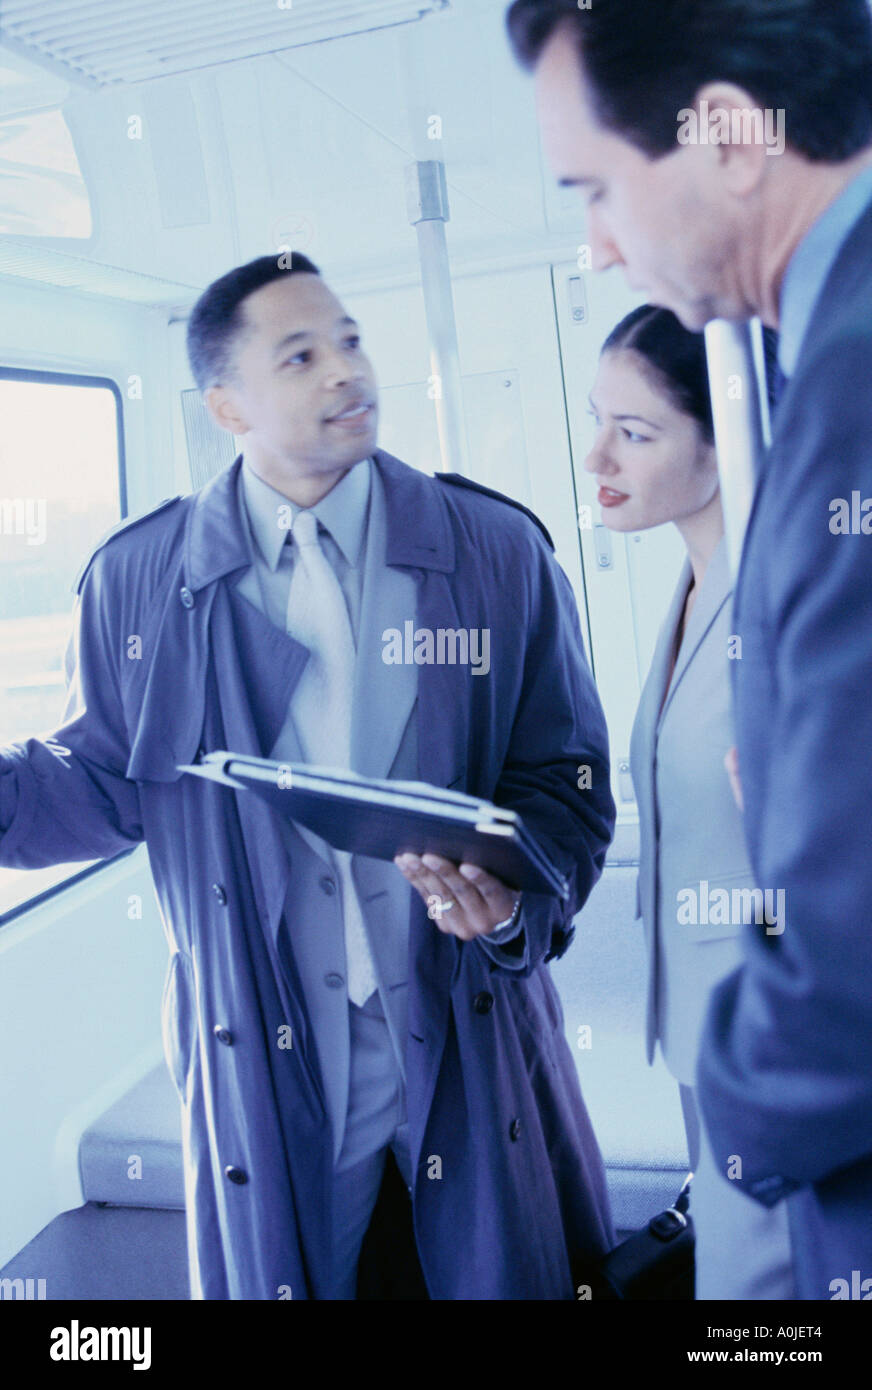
(630, 534), (757, 1087)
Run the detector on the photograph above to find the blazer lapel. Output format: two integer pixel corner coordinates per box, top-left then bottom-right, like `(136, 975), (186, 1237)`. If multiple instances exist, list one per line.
(632, 558), (690, 940)
(657, 536), (732, 730)
(633, 555), (692, 832)
(645, 560), (693, 730)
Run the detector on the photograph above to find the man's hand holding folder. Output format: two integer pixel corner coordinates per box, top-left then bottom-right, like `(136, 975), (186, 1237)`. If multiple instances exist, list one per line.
(394, 851), (522, 941)
(177, 752), (569, 914)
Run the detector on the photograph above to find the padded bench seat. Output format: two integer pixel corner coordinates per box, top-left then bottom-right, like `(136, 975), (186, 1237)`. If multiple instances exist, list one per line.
(79, 1064), (185, 1211)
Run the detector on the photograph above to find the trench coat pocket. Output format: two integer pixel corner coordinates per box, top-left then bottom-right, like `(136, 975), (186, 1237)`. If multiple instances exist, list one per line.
(161, 951), (197, 1100)
(675, 868), (762, 943)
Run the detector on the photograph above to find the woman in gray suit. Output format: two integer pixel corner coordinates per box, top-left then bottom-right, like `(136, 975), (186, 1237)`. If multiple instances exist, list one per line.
(585, 306), (792, 1299)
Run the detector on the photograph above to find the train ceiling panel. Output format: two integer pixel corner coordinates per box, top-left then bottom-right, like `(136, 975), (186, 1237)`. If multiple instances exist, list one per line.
(0, 0), (451, 87)
(0, 0), (585, 303)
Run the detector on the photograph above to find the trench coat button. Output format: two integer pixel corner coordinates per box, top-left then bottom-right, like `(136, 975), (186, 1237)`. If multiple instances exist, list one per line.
(324, 972), (344, 989)
(213, 1025), (233, 1046)
(509, 1118), (521, 1142)
(179, 586), (195, 609)
(211, 882), (228, 906)
(319, 875), (336, 895)
(473, 991), (494, 1015)
(225, 1165), (248, 1184)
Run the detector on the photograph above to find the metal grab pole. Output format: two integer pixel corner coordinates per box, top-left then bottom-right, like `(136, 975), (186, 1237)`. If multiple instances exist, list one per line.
(405, 160), (470, 476)
(704, 318), (772, 577)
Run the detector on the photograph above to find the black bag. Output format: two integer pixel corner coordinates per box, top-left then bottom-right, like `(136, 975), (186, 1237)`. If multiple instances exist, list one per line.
(585, 1174), (695, 1300)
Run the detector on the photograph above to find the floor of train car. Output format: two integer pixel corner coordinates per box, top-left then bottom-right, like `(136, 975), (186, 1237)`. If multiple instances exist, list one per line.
(1, 830), (689, 1299)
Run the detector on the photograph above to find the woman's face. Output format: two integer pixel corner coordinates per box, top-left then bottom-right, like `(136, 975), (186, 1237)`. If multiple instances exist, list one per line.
(584, 348), (719, 532)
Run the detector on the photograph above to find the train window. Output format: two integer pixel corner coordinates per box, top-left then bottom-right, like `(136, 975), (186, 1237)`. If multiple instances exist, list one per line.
(0, 370), (124, 922)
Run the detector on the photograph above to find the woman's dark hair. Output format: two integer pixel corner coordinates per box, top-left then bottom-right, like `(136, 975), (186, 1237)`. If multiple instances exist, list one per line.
(601, 305), (779, 443)
(506, 0), (872, 163)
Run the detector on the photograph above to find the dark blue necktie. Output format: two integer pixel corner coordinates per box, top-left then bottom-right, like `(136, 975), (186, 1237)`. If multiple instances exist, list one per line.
(772, 362), (789, 415)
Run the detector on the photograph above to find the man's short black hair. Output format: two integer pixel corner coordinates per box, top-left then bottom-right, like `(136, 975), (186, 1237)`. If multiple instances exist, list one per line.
(506, 0), (872, 163)
(186, 252), (321, 391)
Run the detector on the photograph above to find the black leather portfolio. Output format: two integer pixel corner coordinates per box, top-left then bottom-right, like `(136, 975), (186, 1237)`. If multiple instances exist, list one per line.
(177, 751), (569, 900)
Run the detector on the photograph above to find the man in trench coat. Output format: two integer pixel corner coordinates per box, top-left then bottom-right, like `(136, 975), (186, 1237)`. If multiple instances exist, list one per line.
(0, 254), (615, 1300)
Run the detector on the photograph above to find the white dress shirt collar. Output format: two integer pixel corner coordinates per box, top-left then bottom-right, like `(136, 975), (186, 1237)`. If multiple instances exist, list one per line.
(240, 454), (372, 571)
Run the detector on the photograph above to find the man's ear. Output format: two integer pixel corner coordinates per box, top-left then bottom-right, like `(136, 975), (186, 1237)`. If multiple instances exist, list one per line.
(690, 82), (773, 197)
(204, 383), (250, 436)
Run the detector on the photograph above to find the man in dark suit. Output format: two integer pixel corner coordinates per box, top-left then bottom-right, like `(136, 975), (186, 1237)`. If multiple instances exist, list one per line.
(507, 0), (872, 1298)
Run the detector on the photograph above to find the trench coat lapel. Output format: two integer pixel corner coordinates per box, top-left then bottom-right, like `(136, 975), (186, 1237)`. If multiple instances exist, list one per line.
(126, 459), (264, 783)
(233, 563), (334, 869)
(373, 451), (465, 1169)
(183, 459), (331, 1009)
(124, 578), (215, 781)
(126, 457), (316, 933)
(207, 582), (327, 1093)
(223, 579), (311, 762)
(210, 585), (311, 936)
(352, 459), (417, 778)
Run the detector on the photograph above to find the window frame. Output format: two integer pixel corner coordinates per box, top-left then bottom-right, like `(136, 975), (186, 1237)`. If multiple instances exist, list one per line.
(0, 850), (140, 929)
(0, 366), (127, 514)
(0, 365), (130, 927)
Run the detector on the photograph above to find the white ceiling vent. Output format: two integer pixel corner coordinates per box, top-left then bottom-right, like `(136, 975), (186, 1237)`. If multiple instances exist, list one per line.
(0, 0), (450, 88)
(0, 238), (199, 304)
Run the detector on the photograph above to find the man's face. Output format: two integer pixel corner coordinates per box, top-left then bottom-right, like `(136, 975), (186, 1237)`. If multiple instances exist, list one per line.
(210, 272), (379, 479)
(533, 24), (748, 329)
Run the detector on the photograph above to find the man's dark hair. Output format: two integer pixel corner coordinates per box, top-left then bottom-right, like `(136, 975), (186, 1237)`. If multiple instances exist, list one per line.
(601, 304), (779, 444)
(506, 0), (872, 162)
(186, 252), (321, 391)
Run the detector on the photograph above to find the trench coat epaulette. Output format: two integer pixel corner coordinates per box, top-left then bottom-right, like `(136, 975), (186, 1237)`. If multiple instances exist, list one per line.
(435, 472), (555, 551)
(72, 495), (184, 595)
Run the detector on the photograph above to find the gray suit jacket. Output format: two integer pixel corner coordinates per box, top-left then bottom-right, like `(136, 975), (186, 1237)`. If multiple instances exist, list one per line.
(235, 460), (522, 1161)
(235, 461), (418, 1161)
(630, 535), (754, 1086)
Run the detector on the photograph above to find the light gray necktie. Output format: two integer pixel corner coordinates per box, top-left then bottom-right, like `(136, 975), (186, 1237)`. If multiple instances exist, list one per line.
(285, 508), (377, 1007)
